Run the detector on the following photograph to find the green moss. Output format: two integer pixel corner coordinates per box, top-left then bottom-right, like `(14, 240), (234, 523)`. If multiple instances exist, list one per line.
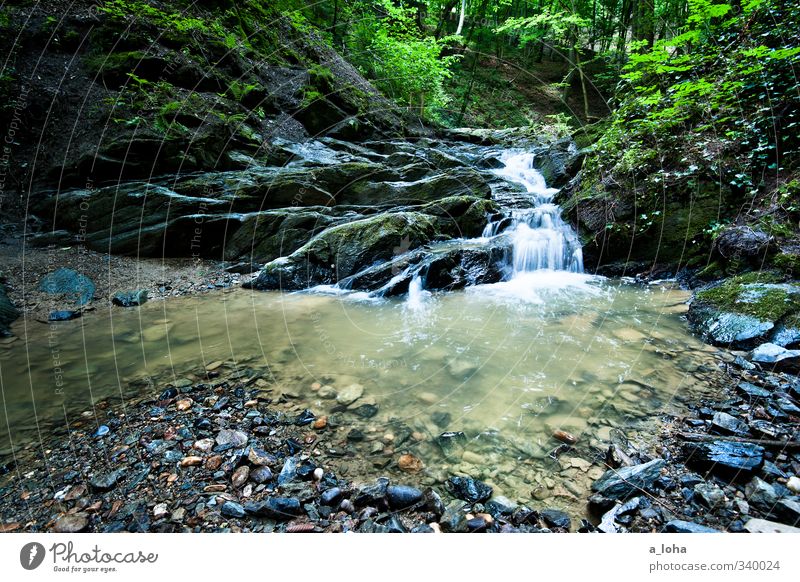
(696, 273), (800, 321)
(773, 252), (800, 274)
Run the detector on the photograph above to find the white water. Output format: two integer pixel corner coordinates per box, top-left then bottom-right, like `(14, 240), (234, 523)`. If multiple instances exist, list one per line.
(493, 152), (584, 275)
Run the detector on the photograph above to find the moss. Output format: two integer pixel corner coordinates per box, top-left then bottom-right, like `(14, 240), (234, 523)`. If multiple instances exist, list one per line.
(772, 252), (800, 274)
(696, 273), (800, 321)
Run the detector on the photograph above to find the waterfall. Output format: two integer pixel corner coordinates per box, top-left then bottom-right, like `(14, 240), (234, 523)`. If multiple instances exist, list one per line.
(492, 152), (584, 275)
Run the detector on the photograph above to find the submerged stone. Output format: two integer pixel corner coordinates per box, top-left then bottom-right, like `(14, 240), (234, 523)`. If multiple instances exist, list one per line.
(437, 431), (467, 461)
(446, 476), (493, 503)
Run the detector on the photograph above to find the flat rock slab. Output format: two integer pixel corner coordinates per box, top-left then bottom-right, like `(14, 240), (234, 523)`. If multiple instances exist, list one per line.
(684, 441), (764, 479)
(591, 459), (665, 500)
(743, 518), (800, 533)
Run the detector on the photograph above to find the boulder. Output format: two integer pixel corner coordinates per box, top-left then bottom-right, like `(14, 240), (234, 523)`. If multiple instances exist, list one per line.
(750, 343), (800, 371)
(39, 268), (95, 306)
(714, 226), (772, 260)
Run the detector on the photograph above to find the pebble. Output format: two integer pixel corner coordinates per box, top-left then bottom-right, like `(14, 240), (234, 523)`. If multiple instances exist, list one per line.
(89, 471), (121, 492)
(313, 467), (324, 481)
(53, 514), (88, 533)
(215, 429), (248, 448)
(221, 501), (246, 519)
(553, 430), (578, 445)
(386, 485), (424, 509)
(416, 392), (439, 405)
(447, 476), (492, 503)
(205, 455), (223, 471)
(232, 466), (250, 488)
(193, 439), (214, 453)
(180, 456), (203, 467)
(318, 385), (337, 399)
(205, 361), (223, 371)
(540, 508), (571, 530)
(398, 453), (424, 473)
(250, 466), (273, 484)
(153, 503), (168, 519)
(93, 425), (110, 438)
(313, 416), (328, 430)
(336, 383), (364, 406)
(176, 398), (193, 411)
(786, 476), (800, 494)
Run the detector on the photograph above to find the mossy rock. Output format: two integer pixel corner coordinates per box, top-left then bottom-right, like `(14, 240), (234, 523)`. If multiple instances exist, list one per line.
(688, 273), (800, 348)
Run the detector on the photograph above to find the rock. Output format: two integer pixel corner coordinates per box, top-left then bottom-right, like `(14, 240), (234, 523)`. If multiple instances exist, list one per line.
(736, 381), (771, 399)
(248, 447), (276, 466)
(250, 466), (273, 484)
(90, 471), (121, 492)
(0, 282), (19, 336)
(437, 431), (467, 461)
(93, 425), (110, 438)
(398, 453), (424, 473)
(53, 514), (88, 533)
(232, 466), (250, 488)
(540, 509), (571, 530)
(684, 441), (764, 479)
(553, 429), (578, 445)
(446, 358), (479, 379)
(215, 429), (248, 448)
(743, 518), (800, 533)
(750, 343), (800, 370)
(335, 383), (364, 405)
(715, 226), (772, 259)
(313, 467), (324, 481)
(440, 500), (468, 532)
(39, 268), (95, 305)
(112, 289), (149, 307)
(205, 456), (223, 471)
(711, 411), (750, 436)
(446, 476), (492, 503)
(244, 497), (301, 520)
(312, 416), (328, 430)
(354, 478), (389, 507)
(278, 457), (298, 485)
(745, 477), (778, 511)
(205, 360), (224, 371)
(771, 498), (800, 526)
(787, 476), (800, 494)
(153, 503), (168, 519)
(48, 310), (81, 321)
(466, 516), (488, 532)
(386, 484), (424, 509)
(320, 487), (343, 506)
(431, 412), (451, 428)
(180, 456), (203, 467)
(591, 459), (665, 500)
(176, 398), (193, 411)
(221, 501), (246, 519)
(663, 520), (720, 533)
(694, 482), (725, 508)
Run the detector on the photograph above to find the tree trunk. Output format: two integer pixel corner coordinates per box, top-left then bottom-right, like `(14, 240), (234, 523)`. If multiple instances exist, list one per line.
(455, 0), (467, 35)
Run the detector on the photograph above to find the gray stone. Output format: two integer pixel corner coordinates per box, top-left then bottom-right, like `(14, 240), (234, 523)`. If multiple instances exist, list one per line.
(220, 501), (246, 518)
(694, 482), (725, 508)
(335, 383), (364, 406)
(750, 343), (800, 370)
(89, 470), (122, 492)
(684, 441), (764, 479)
(215, 429), (248, 448)
(736, 381), (771, 399)
(386, 484), (423, 509)
(743, 518), (800, 533)
(711, 411), (750, 436)
(745, 477), (778, 511)
(771, 498), (800, 527)
(112, 289), (149, 307)
(591, 459), (665, 500)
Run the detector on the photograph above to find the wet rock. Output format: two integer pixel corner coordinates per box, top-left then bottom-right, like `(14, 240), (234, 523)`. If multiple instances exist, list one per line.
(422, 488), (446, 516)
(320, 487), (343, 506)
(112, 290), (149, 307)
(194, 418), (213, 431)
(354, 478), (389, 507)
(694, 482), (725, 508)
(215, 429), (248, 448)
(93, 425), (110, 438)
(53, 514), (89, 533)
(772, 499), (800, 526)
(40, 268), (95, 305)
(49, 310), (81, 321)
(244, 497), (302, 520)
(736, 381), (771, 399)
(247, 447), (276, 467)
(743, 518), (800, 533)
(591, 459), (665, 500)
(684, 441), (764, 479)
(446, 476), (492, 503)
(437, 431), (467, 461)
(440, 500), (468, 532)
(294, 409), (315, 426)
(90, 470), (122, 492)
(353, 403), (379, 418)
(540, 509), (571, 530)
(431, 412), (451, 428)
(711, 412), (750, 436)
(347, 429), (365, 442)
(663, 520), (720, 533)
(387, 484), (424, 509)
(787, 476), (800, 494)
(714, 226), (772, 260)
(553, 430), (578, 445)
(750, 343), (800, 371)
(179, 456), (203, 467)
(336, 383), (364, 406)
(466, 516), (488, 532)
(221, 501), (246, 519)
(397, 453), (424, 473)
(745, 477), (778, 511)
(485, 496), (518, 517)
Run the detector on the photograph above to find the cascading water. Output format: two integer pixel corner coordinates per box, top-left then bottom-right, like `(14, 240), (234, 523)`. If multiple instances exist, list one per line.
(492, 152), (584, 275)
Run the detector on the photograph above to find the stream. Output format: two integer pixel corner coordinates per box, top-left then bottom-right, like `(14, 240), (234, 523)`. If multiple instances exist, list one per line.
(0, 147), (724, 517)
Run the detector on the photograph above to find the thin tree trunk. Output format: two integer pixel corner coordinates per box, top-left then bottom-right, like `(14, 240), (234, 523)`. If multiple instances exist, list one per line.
(455, 0), (467, 35)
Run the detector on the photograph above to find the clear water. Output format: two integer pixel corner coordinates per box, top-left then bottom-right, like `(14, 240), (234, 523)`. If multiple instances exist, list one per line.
(0, 280), (722, 515)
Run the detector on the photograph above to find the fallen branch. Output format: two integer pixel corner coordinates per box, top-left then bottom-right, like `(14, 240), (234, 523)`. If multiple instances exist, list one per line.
(677, 432), (800, 450)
